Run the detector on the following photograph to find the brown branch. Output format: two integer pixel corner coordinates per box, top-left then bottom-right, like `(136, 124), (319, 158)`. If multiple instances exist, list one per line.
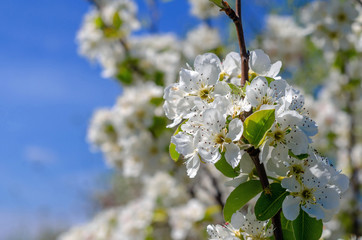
(247, 147), (283, 240)
(355, 0), (362, 7)
(221, 1), (283, 238)
(221, 1), (249, 87)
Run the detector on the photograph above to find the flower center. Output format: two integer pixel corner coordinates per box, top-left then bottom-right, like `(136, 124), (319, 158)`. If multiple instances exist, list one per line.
(290, 164), (304, 175)
(337, 13), (347, 22)
(198, 85), (214, 102)
(273, 129), (285, 142)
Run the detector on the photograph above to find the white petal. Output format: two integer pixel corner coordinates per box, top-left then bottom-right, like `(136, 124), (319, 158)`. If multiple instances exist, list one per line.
(171, 133), (194, 156)
(225, 143), (241, 168)
(315, 188), (340, 210)
(186, 154), (201, 178)
(282, 177), (301, 192)
(282, 195), (301, 220)
(286, 129), (309, 155)
(194, 53), (221, 85)
(249, 49), (271, 75)
(332, 173), (349, 193)
(239, 151), (254, 173)
(227, 118), (243, 141)
(223, 52), (241, 77)
(198, 143), (220, 163)
(302, 203), (325, 220)
(203, 108), (225, 133)
(230, 212), (244, 229)
(267, 60), (282, 78)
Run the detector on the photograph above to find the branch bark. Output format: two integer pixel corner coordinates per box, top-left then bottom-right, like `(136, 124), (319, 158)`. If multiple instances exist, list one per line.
(221, 1), (249, 87)
(221, 1), (283, 238)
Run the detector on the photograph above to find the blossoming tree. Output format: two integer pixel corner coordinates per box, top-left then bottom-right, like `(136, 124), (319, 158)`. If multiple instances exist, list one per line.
(58, 0), (360, 239)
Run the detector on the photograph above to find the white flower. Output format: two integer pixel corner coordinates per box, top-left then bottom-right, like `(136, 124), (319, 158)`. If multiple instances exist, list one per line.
(258, 15), (307, 69)
(207, 209), (273, 240)
(163, 53), (229, 127)
(198, 108), (244, 168)
(172, 131), (202, 178)
(183, 24), (221, 60)
(245, 76), (287, 109)
(169, 199), (206, 240)
(249, 49), (282, 80)
(188, 0), (220, 19)
(281, 154), (348, 221)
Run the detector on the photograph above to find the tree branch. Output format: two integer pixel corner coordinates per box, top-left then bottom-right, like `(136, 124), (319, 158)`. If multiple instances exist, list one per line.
(221, 1), (249, 87)
(247, 148), (283, 240)
(221, 1), (283, 238)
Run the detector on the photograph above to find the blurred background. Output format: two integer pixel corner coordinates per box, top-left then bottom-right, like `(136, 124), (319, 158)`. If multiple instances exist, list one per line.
(1, 0), (361, 239)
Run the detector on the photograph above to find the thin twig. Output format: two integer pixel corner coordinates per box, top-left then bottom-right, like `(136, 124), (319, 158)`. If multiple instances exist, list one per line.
(220, 1), (283, 238)
(221, 1), (249, 87)
(356, 0), (362, 7)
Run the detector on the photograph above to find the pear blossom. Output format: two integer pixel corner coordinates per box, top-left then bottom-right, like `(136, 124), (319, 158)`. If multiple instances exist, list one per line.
(207, 209), (273, 240)
(249, 49), (282, 80)
(163, 53), (229, 127)
(281, 152), (349, 221)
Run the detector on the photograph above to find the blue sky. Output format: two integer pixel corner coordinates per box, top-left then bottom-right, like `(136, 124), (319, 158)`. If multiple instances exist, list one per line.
(0, 0), (310, 238)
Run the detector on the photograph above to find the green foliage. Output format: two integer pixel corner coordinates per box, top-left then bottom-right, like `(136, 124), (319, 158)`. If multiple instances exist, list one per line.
(243, 109), (275, 147)
(292, 209), (323, 240)
(169, 122), (184, 162)
(94, 16), (105, 29)
(112, 12), (123, 29)
(288, 150), (308, 160)
(215, 153), (240, 178)
(255, 183), (289, 221)
(149, 116), (168, 138)
(209, 0), (225, 9)
(281, 212), (296, 240)
(150, 97), (164, 106)
(228, 83), (242, 95)
(223, 180), (263, 222)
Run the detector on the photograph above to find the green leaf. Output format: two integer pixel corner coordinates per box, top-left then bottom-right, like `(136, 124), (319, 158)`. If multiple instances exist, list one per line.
(215, 153), (240, 178)
(209, 0), (225, 9)
(228, 83), (242, 95)
(243, 109), (275, 147)
(169, 121), (185, 162)
(223, 180), (263, 222)
(169, 143), (180, 162)
(112, 12), (123, 29)
(154, 71), (165, 86)
(265, 77), (275, 85)
(149, 116), (167, 138)
(255, 183), (289, 221)
(281, 212), (296, 240)
(292, 209), (323, 240)
(288, 150), (308, 160)
(150, 97), (164, 106)
(94, 16), (104, 29)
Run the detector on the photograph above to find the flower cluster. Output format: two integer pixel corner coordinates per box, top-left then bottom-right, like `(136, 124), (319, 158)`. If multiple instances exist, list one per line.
(164, 49), (348, 222)
(88, 83), (171, 177)
(207, 208), (273, 240)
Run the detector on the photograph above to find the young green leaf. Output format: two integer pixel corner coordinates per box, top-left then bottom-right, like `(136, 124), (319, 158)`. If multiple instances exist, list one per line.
(288, 150), (309, 160)
(281, 212), (296, 240)
(292, 209), (323, 240)
(243, 109), (275, 147)
(228, 83), (242, 95)
(168, 121), (186, 162)
(209, 0), (225, 9)
(223, 180), (262, 222)
(112, 12), (123, 29)
(254, 183), (289, 221)
(215, 153), (240, 178)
